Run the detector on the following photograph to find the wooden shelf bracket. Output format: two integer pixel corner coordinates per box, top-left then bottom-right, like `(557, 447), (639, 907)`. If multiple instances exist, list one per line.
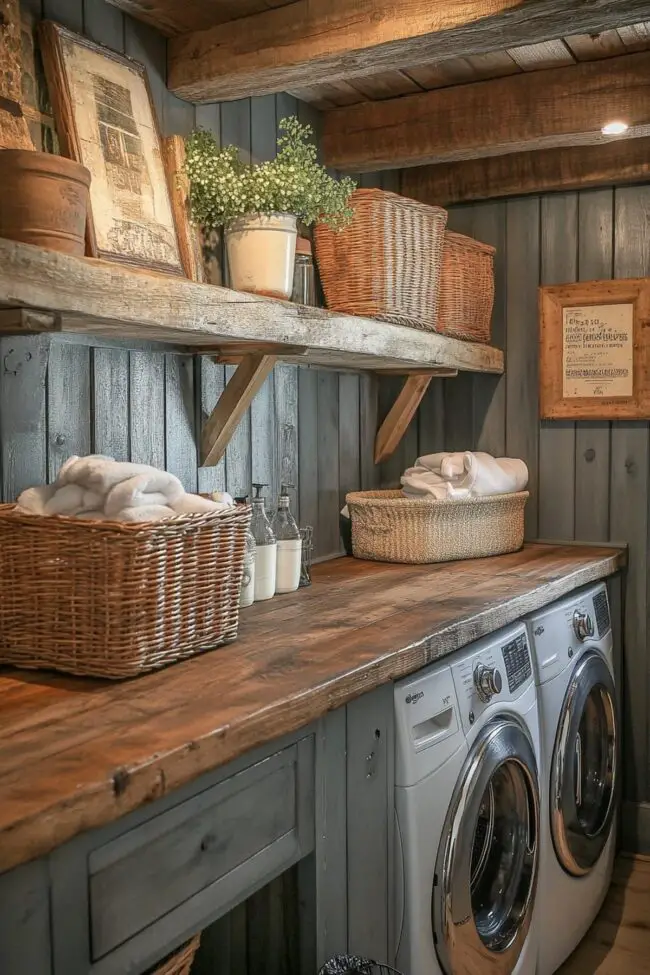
(374, 369), (456, 465)
(201, 352), (277, 467)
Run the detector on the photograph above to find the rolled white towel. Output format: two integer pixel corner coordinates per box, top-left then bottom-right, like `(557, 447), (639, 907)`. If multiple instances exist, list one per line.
(43, 485), (103, 516)
(58, 456), (176, 495)
(211, 491), (235, 506)
(453, 452), (528, 496)
(15, 484), (56, 514)
(104, 472), (185, 518)
(401, 471), (456, 500)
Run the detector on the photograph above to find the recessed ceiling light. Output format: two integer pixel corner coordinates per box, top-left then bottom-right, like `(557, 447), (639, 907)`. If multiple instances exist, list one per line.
(601, 121), (629, 136)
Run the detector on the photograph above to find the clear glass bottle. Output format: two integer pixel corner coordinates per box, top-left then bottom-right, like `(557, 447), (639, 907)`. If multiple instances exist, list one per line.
(250, 483), (277, 602)
(271, 484), (302, 594)
(291, 237), (317, 306)
(235, 496), (256, 608)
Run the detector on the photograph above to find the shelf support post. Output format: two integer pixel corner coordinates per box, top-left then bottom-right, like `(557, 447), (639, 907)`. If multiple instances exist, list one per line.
(201, 353), (277, 467)
(374, 371), (456, 465)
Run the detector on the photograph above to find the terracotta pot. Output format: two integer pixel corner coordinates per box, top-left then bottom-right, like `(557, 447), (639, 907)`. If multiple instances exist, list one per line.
(225, 212), (297, 299)
(0, 150), (91, 257)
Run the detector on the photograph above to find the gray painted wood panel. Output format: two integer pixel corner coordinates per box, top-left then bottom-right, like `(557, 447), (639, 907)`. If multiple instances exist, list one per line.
(424, 184), (650, 814)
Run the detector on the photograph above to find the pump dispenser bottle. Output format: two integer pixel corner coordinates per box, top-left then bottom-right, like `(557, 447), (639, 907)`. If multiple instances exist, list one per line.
(250, 483), (277, 601)
(271, 484), (302, 594)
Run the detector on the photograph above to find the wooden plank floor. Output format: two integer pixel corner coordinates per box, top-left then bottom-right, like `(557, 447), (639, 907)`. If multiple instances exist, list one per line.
(559, 856), (650, 974)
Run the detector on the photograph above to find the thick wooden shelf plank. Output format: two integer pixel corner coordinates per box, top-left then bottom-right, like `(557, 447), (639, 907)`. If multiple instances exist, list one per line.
(0, 238), (504, 374)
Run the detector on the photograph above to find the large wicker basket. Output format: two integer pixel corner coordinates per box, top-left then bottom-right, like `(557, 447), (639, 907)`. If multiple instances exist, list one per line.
(346, 490), (528, 564)
(314, 188), (447, 331)
(0, 504), (251, 678)
(438, 231), (495, 343)
(150, 935), (200, 975)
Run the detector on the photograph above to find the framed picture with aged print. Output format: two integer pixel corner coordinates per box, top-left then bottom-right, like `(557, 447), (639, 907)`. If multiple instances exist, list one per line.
(540, 278), (650, 420)
(39, 21), (184, 275)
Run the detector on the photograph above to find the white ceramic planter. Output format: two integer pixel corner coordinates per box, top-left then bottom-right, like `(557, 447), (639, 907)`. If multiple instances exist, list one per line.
(225, 212), (298, 299)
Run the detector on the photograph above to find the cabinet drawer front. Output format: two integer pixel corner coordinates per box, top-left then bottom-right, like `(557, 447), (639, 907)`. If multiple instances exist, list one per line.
(89, 740), (313, 960)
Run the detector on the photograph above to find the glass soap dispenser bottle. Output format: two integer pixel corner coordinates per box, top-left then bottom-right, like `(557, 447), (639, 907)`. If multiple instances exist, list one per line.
(250, 483), (277, 602)
(235, 496), (256, 608)
(271, 484), (302, 594)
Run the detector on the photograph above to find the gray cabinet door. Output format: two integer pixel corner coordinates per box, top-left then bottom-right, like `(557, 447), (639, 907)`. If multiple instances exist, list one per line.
(89, 738), (314, 970)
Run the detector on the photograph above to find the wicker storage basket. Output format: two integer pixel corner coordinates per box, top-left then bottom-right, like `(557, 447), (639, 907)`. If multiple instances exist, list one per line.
(0, 504), (251, 678)
(150, 935), (201, 975)
(314, 188), (447, 331)
(346, 490), (528, 564)
(437, 231), (495, 343)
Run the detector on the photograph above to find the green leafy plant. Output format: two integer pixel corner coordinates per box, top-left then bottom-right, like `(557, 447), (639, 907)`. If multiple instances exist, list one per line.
(185, 116), (356, 232)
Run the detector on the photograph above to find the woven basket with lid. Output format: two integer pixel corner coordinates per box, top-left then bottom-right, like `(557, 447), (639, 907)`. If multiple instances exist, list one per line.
(314, 188), (447, 331)
(0, 504), (251, 678)
(346, 490), (528, 564)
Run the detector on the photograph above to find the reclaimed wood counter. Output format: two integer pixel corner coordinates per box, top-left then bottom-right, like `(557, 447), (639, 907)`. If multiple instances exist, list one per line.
(0, 542), (624, 872)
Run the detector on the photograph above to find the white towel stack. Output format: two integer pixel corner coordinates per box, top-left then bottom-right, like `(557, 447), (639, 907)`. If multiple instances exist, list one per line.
(401, 451), (528, 500)
(16, 455), (235, 522)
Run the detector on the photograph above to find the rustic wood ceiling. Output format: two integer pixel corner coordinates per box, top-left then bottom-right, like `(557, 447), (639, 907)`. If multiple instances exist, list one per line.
(105, 0), (298, 35)
(291, 23), (650, 109)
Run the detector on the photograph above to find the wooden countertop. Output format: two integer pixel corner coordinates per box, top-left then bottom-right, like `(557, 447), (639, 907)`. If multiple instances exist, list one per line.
(0, 543), (624, 872)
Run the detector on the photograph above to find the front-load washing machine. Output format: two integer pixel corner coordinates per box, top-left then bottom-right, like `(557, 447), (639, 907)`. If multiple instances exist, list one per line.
(394, 622), (540, 975)
(526, 582), (618, 975)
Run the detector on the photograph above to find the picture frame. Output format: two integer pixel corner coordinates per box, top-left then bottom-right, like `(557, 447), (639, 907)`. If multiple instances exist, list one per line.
(539, 278), (650, 420)
(39, 20), (184, 275)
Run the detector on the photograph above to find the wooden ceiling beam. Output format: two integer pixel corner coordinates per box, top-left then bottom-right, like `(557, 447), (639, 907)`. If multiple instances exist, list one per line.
(402, 136), (650, 205)
(167, 0), (650, 103)
(322, 50), (650, 172)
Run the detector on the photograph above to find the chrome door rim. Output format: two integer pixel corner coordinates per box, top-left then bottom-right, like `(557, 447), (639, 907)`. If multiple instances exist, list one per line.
(433, 715), (540, 975)
(551, 651), (617, 877)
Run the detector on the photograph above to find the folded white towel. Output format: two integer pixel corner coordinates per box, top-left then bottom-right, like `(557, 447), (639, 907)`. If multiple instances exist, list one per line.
(16, 485), (56, 515)
(416, 452), (466, 477)
(43, 484), (103, 516)
(104, 472), (184, 518)
(401, 451), (528, 499)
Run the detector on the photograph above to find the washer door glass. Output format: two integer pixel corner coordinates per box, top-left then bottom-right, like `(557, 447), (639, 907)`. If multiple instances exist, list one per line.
(433, 717), (539, 975)
(551, 651), (617, 877)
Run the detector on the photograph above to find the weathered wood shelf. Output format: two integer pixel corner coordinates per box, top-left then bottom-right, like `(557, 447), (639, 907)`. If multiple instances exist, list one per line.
(0, 237), (503, 374)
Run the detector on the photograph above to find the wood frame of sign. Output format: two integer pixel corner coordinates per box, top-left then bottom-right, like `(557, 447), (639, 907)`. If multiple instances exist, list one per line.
(539, 278), (650, 420)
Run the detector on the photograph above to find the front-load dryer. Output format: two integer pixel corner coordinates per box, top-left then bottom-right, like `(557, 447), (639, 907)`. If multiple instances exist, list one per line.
(394, 622), (541, 975)
(526, 582), (618, 975)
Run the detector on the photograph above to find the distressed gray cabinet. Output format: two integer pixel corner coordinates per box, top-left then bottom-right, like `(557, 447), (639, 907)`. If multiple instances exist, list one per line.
(0, 685), (395, 975)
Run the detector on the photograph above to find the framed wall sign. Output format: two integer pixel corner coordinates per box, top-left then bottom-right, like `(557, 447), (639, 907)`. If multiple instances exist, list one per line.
(39, 21), (184, 275)
(539, 278), (650, 419)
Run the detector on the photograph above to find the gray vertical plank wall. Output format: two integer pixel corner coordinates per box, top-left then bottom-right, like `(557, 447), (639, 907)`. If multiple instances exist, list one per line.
(7, 1), (379, 970)
(15, 0), (373, 563)
(407, 185), (650, 829)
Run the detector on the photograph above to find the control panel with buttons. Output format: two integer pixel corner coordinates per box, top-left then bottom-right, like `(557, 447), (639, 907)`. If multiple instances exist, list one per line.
(502, 632), (532, 692)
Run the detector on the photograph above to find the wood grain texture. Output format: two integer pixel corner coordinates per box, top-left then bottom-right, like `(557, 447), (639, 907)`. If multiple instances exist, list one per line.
(202, 354), (277, 467)
(558, 856), (650, 974)
(0, 238), (504, 373)
(167, 0), (650, 102)
(374, 375), (431, 463)
(0, 543), (624, 872)
(0, 0), (32, 149)
(162, 136), (204, 283)
(402, 136), (650, 205)
(322, 51), (650, 171)
(538, 192), (577, 542)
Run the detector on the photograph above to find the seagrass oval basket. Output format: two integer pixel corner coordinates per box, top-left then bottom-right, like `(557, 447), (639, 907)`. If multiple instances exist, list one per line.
(346, 490), (528, 564)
